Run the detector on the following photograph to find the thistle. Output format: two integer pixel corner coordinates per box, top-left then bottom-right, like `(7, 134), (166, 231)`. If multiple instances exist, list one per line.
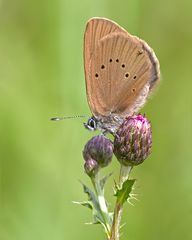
(77, 114), (153, 240)
(83, 135), (113, 168)
(114, 114), (152, 166)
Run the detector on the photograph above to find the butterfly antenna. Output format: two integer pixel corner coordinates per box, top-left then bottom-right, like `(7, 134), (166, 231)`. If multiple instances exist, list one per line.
(50, 115), (88, 121)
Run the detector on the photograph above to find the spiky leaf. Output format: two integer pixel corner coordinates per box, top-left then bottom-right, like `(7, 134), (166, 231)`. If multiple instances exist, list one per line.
(82, 183), (105, 225)
(82, 184), (100, 212)
(115, 179), (136, 205)
(73, 201), (93, 210)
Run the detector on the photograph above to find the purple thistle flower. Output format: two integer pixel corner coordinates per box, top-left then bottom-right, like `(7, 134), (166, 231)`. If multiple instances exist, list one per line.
(83, 135), (113, 168)
(114, 114), (152, 166)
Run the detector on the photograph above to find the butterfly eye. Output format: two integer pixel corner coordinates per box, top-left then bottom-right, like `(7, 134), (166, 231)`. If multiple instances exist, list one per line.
(88, 118), (96, 129)
(84, 118), (97, 131)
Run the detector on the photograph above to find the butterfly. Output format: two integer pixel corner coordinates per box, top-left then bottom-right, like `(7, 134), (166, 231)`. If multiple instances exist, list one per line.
(83, 17), (160, 134)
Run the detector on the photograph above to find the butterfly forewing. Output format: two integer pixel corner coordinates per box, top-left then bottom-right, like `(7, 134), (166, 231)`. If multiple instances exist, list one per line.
(84, 18), (128, 115)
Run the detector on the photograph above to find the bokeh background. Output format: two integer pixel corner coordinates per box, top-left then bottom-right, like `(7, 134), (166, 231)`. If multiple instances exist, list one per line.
(0, 0), (192, 239)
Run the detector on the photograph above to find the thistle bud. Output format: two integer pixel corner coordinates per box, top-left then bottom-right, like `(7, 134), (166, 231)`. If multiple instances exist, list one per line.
(83, 135), (113, 168)
(114, 114), (152, 166)
(84, 159), (99, 177)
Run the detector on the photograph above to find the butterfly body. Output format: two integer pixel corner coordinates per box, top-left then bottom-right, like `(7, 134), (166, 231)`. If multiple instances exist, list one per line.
(84, 18), (160, 134)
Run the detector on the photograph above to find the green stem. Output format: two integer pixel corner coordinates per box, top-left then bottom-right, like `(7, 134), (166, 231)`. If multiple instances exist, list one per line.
(110, 165), (132, 240)
(119, 165), (132, 187)
(92, 173), (111, 238)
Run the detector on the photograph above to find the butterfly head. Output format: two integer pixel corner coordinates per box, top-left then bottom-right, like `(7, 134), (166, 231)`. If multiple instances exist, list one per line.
(84, 114), (124, 135)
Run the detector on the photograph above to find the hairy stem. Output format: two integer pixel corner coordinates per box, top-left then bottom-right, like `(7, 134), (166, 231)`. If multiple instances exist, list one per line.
(110, 165), (132, 240)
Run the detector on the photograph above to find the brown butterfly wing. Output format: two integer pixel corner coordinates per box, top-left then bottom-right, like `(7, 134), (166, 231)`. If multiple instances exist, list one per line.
(84, 18), (160, 117)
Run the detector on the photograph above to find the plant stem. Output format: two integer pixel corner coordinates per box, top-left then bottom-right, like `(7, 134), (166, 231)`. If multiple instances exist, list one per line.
(119, 165), (132, 187)
(110, 165), (132, 240)
(92, 173), (111, 238)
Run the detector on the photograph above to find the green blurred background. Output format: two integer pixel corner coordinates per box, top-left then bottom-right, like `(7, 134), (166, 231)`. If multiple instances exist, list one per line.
(0, 0), (192, 239)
